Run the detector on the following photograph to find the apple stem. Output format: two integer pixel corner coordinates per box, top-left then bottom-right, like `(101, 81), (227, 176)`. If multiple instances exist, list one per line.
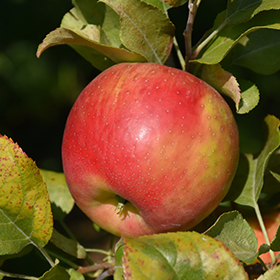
(254, 204), (277, 265)
(184, 0), (201, 71)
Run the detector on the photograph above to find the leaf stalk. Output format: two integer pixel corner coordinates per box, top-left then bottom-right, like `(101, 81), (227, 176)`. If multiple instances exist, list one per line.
(254, 203), (276, 265)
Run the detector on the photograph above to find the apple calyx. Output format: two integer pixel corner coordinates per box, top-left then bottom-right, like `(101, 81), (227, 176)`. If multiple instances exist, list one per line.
(115, 196), (128, 215)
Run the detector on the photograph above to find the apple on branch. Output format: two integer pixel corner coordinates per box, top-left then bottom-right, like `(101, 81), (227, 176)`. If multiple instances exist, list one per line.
(62, 63), (239, 237)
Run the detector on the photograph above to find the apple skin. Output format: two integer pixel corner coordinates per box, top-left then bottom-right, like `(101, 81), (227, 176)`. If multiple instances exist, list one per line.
(62, 62), (239, 237)
(247, 211), (280, 264)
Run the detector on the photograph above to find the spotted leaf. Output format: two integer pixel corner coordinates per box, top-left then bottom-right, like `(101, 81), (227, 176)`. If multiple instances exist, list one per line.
(123, 231), (248, 279)
(0, 135), (53, 255)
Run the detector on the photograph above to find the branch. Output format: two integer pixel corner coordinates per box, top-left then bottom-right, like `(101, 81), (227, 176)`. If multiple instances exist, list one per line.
(184, 0), (201, 70)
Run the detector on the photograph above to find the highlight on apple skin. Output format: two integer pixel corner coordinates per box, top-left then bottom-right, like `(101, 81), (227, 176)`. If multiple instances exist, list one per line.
(62, 62), (239, 237)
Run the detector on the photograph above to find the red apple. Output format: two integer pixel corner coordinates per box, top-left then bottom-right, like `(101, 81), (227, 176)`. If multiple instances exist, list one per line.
(62, 62), (239, 237)
(247, 211), (280, 264)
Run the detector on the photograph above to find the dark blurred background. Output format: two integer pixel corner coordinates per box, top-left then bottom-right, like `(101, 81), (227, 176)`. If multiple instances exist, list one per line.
(0, 0), (100, 172)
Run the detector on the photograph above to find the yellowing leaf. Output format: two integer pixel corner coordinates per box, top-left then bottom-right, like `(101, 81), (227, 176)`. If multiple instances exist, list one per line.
(201, 64), (241, 109)
(123, 231), (248, 279)
(201, 64), (259, 114)
(0, 135), (53, 255)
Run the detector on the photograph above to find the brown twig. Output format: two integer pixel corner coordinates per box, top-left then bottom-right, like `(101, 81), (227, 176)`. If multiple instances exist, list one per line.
(77, 262), (114, 275)
(184, 0), (201, 71)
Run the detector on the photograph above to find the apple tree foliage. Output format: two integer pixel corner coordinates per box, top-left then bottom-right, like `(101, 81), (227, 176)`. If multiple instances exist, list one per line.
(1, 0), (280, 279)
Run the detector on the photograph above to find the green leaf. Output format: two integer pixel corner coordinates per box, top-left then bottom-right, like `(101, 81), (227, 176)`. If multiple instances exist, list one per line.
(257, 264), (280, 279)
(0, 135), (53, 255)
(40, 169), (74, 221)
(193, 10), (280, 65)
(142, 0), (172, 11)
(238, 79), (260, 114)
(68, 268), (85, 280)
(233, 29), (280, 75)
(205, 211), (258, 264)
(227, 0), (280, 24)
(258, 243), (270, 255)
(123, 231), (248, 279)
(36, 26), (145, 71)
(201, 64), (241, 110)
(50, 229), (86, 259)
(270, 225), (280, 252)
(39, 260), (70, 280)
(100, 0), (175, 64)
(270, 171), (280, 183)
(0, 245), (33, 267)
(114, 239), (125, 280)
(72, 0), (105, 25)
(227, 115), (280, 208)
(99, 4), (122, 48)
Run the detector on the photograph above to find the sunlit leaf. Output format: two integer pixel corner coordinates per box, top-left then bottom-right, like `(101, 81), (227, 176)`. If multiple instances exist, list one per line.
(193, 10), (280, 65)
(205, 211), (258, 264)
(227, 0), (280, 24)
(142, 0), (172, 11)
(123, 231), (248, 279)
(227, 116), (280, 208)
(238, 80), (260, 114)
(0, 135), (53, 255)
(257, 264), (280, 279)
(50, 229), (86, 259)
(201, 64), (259, 114)
(101, 0), (174, 64)
(36, 27), (146, 71)
(68, 269), (85, 280)
(233, 29), (280, 75)
(201, 64), (241, 110)
(40, 169), (74, 220)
